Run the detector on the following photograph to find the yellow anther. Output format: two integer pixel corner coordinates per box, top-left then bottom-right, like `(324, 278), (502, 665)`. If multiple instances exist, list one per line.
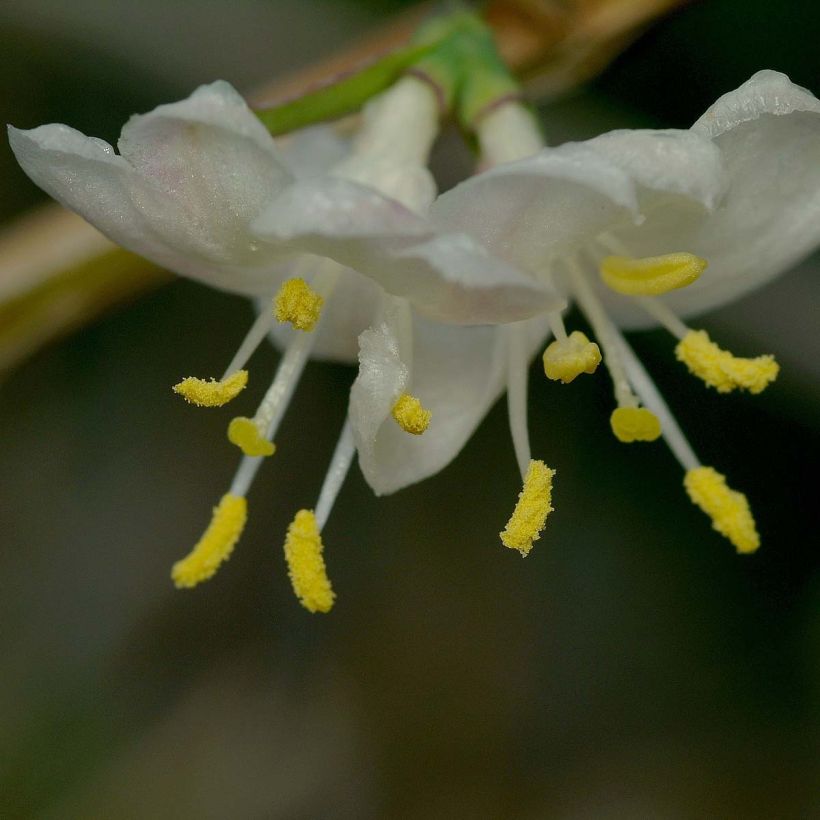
(274, 277), (324, 331)
(542, 330), (602, 383)
(500, 459), (556, 557)
(283, 509), (335, 613)
(227, 417), (276, 457)
(675, 330), (779, 394)
(684, 466), (760, 553)
(610, 406), (662, 443)
(600, 252), (707, 296)
(172, 370), (248, 407)
(391, 393), (432, 435)
(171, 493), (248, 588)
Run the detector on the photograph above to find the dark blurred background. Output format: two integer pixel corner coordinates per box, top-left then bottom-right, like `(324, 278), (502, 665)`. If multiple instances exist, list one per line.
(1, 1), (819, 817)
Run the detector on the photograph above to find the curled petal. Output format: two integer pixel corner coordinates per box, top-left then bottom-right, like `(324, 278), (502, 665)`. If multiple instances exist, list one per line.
(9, 81), (293, 297)
(605, 71), (820, 326)
(429, 142), (640, 273)
(350, 310), (550, 495)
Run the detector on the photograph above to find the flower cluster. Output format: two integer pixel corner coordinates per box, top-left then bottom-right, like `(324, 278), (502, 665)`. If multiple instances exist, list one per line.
(9, 10), (820, 613)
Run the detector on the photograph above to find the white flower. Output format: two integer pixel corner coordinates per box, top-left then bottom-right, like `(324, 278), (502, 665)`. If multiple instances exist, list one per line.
(257, 71), (820, 558)
(10, 73), (554, 608)
(433, 70), (820, 326)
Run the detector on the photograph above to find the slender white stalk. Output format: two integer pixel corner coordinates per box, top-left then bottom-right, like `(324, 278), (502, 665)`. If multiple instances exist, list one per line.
(222, 256), (326, 380)
(547, 310), (568, 344)
(315, 418), (356, 531)
(506, 323), (532, 480)
(229, 263), (340, 498)
(616, 335), (700, 471)
(228, 326), (317, 497)
(567, 257), (637, 408)
(637, 297), (689, 340)
(221, 307), (274, 379)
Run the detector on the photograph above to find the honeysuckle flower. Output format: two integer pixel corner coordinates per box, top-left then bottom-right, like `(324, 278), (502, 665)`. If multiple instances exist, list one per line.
(10, 65), (559, 611)
(264, 70), (820, 559)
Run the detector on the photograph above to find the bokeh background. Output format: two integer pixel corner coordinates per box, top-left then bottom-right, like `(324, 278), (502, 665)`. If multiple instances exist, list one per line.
(1, 1), (819, 817)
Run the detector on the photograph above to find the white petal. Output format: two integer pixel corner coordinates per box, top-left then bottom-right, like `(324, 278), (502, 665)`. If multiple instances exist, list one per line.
(429, 142), (640, 274)
(692, 70), (820, 139)
(253, 177), (561, 324)
(583, 128), (728, 209)
(350, 311), (549, 495)
(603, 73), (820, 325)
(276, 125), (350, 179)
(9, 81), (294, 297)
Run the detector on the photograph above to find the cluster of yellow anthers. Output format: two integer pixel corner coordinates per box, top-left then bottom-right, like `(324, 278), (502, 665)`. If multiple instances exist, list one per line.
(535, 249), (777, 557)
(169, 275), (433, 612)
(169, 248), (777, 612)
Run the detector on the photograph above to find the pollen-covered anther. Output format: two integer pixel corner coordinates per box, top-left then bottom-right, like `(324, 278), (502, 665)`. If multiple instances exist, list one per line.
(600, 252), (707, 296)
(684, 466), (760, 553)
(274, 277), (324, 331)
(676, 330), (779, 394)
(227, 417), (275, 457)
(284, 509), (335, 613)
(610, 406), (662, 443)
(500, 459), (556, 557)
(172, 370), (248, 407)
(171, 493), (248, 588)
(391, 393), (432, 435)
(542, 330), (602, 383)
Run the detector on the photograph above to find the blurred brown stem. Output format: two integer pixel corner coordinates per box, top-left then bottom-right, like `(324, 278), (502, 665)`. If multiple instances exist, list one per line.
(0, 0), (693, 376)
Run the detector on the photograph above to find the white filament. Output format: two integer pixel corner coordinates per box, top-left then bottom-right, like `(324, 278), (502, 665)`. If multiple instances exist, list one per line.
(568, 256), (637, 408)
(229, 262), (340, 497)
(637, 296), (689, 340)
(315, 418), (356, 531)
(616, 335), (700, 472)
(506, 323), (532, 480)
(221, 307), (274, 379)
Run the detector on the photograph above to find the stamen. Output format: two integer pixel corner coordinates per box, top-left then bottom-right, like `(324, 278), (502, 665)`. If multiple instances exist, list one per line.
(173, 370), (248, 407)
(171, 493), (247, 588)
(221, 306), (276, 379)
(684, 466), (760, 553)
(569, 257), (660, 442)
(506, 324), (533, 479)
(500, 459), (556, 556)
(227, 417), (276, 457)
(676, 330), (779, 394)
(283, 510), (335, 613)
(600, 253), (707, 296)
(636, 298), (779, 394)
(547, 311), (569, 344)
(275, 277), (324, 331)
(542, 330), (602, 384)
(610, 406), (661, 442)
(314, 419), (356, 530)
(616, 334), (699, 471)
(227, 263), (340, 466)
(391, 393), (431, 434)
(282, 419), (355, 613)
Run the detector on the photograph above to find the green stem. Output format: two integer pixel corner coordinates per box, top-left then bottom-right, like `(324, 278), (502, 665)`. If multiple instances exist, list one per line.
(255, 41), (439, 136)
